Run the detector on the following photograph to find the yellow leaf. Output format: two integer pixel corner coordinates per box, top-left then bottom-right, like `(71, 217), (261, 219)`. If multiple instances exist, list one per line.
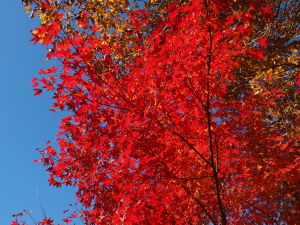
(25, 5), (32, 13)
(257, 165), (262, 169)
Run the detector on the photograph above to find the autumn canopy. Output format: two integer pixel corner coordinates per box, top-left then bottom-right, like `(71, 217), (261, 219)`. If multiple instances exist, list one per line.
(15, 0), (300, 224)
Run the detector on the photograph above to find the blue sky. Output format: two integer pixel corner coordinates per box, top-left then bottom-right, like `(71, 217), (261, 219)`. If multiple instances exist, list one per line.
(0, 1), (81, 224)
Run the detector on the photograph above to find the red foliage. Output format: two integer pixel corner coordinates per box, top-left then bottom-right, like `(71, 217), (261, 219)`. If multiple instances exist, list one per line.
(17, 0), (300, 224)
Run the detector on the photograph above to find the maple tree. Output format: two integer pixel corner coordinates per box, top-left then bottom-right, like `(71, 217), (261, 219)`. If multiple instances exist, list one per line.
(15, 0), (299, 224)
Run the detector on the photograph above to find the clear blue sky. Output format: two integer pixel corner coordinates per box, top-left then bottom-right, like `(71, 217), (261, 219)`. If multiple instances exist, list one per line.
(0, 1), (81, 224)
